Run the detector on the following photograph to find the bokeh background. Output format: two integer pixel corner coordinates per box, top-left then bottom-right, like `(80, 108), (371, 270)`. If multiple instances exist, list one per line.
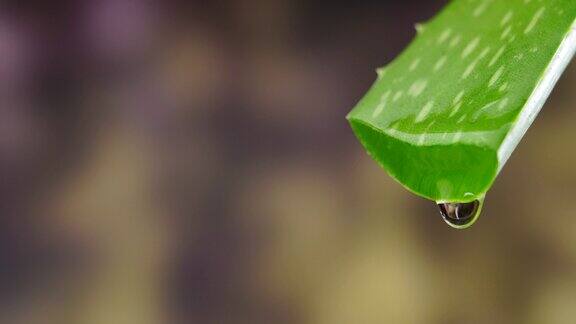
(1, 0), (576, 323)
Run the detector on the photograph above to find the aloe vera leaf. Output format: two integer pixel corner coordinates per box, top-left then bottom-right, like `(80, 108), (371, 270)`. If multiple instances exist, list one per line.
(347, 0), (576, 203)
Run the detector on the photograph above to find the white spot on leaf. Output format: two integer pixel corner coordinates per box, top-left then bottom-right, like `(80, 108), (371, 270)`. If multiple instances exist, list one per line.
(434, 56), (448, 72)
(449, 101), (464, 118)
(501, 25), (512, 40)
(524, 7), (545, 34)
(408, 79), (428, 97)
(498, 98), (509, 110)
(479, 47), (491, 59)
(409, 58), (421, 71)
(437, 28), (452, 44)
(372, 91), (390, 117)
(489, 66), (504, 87)
(415, 100), (434, 122)
(449, 34), (462, 48)
(489, 45), (506, 67)
(473, 99), (501, 120)
(463, 47), (490, 79)
(473, 1), (490, 17)
(500, 10), (514, 26)
(462, 37), (480, 58)
(462, 61), (478, 79)
(453, 91), (465, 105)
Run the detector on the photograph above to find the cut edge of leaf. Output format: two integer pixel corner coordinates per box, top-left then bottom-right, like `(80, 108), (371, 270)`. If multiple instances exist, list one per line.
(347, 117), (498, 202)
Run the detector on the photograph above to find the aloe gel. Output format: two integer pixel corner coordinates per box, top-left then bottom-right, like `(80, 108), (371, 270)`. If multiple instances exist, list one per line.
(347, 0), (576, 228)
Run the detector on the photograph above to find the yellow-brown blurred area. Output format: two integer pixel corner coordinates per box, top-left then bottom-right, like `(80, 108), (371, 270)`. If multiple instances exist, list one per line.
(1, 1), (576, 323)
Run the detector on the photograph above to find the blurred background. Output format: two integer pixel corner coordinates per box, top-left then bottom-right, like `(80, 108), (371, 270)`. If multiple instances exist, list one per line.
(1, 0), (576, 323)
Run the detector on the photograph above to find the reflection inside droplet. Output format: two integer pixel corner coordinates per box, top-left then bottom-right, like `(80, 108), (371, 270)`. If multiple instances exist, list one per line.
(438, 200), (482, 229)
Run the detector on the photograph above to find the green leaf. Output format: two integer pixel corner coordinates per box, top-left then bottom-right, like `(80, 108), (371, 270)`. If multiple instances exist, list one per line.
(347, 0), (576, 203)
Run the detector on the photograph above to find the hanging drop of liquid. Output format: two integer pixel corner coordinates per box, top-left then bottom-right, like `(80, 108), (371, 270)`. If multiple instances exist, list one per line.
(437, 199), (482, 229)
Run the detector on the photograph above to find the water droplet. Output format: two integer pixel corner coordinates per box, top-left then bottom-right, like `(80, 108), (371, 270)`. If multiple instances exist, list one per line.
(437, 199), (483, 229)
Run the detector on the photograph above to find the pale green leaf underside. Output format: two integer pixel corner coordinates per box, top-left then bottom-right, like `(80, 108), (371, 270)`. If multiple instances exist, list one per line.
(348, 0), (576, 202)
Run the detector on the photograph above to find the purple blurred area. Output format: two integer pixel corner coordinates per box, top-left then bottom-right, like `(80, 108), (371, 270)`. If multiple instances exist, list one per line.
(1, 1), (576, 323)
